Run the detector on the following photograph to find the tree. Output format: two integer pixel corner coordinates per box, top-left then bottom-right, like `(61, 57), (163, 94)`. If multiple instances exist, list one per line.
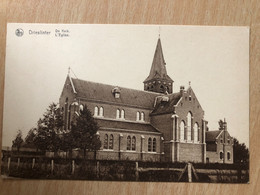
(233, 138), (249, 165)
(40, 102), (63, 133)
(71, 105), (101, 159)
(59, 132), (73, 158)
(12, 130), (24, 153)
(33, 103), (63, 153)
(24, 128), (37, 148)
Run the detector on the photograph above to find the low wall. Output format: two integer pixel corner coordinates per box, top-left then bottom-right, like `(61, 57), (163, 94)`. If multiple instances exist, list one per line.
(1, 156), (249, 183)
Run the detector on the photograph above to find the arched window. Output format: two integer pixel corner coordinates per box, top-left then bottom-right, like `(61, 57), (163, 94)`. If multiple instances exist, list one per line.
(220, 151), (223, 160)
(148, 137), (152, 152)
(152, 138), (156, 152)
(160, 85), (164, 92)
(121, 110), (125, 119)
(99, 107), (104, 116)
(104, 134), (108, 149)
(116, 109), (120, 119)
(127, 136), (131, 150)
(187, 112), (192, 141)
(136, 112), (140, 121)
(94, 106), (99, 116)
(141, 112), (144, 121)
(180, 121), (185, 140)
(227, 152), (231, 160)
(194, 123), (199, 142)
(68, 104), (71, 130)
(109, 134), (113, 149)
(132, 136), (136, 151)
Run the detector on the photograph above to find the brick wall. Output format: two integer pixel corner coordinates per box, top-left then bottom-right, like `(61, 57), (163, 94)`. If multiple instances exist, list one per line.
(175, 87), (204, 142)
(78, 99), (152, 123)
(206, 151), (218, 163)
(150, 113), (173, 140)
(206, 143), (233, 164)
(223, 145), (233, 164)
(149, 87), (207, 163)
(163, 142), (172, 162)
(97, 130), (161, 162)
(178, 143), (203, 162)
(207, 143), (217, 151)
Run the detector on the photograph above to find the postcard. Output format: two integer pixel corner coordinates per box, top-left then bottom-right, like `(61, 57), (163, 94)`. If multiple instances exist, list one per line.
(1, 23), (249, 183)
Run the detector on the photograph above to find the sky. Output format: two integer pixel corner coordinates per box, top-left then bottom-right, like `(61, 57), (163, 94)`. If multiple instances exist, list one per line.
(3, 24), (249, 147)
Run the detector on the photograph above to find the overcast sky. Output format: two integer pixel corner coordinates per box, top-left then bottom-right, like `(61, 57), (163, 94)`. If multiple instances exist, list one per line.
(3, 24), (249, 147)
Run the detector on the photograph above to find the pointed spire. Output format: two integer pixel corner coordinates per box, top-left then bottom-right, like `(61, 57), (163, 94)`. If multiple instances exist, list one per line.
(144, 38), (172, 82)
(143, 37), (174, 94)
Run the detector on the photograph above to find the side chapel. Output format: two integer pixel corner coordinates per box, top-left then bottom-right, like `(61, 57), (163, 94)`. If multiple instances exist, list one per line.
(59, 37), (233, 163)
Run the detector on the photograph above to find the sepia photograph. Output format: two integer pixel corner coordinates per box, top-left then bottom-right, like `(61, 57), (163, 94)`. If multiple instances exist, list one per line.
(1, 23), (249, 183)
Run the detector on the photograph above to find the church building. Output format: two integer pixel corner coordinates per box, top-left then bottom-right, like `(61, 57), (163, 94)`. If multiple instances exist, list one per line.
(59, 37), (233, 163)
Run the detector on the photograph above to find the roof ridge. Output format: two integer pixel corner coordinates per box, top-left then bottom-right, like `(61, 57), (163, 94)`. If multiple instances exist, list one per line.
(71, 77), (165, 95)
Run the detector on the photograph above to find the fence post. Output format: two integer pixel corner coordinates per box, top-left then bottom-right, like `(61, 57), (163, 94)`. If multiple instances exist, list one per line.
(51, 159), (54, 175)
(17, 158), (20, 169)
(7, 157), (11, 172)
(32, 158), (35, 169)
(72, 160), (75, 175)
(188, 163), (192, 182)
(135, 162), (139, 181)
(96, 161), (100, 179)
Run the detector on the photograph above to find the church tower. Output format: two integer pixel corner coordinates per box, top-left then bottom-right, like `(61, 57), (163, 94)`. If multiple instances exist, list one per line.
(144, 38), (173, 94)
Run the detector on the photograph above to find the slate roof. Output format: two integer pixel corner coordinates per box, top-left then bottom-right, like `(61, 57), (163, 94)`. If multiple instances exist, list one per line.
(150, 92), (182, 115)
(95, 118), (161, 133)
(206, 130), (222, 142)
(144, 38), (173, 83)
(71, 78), (161, 109)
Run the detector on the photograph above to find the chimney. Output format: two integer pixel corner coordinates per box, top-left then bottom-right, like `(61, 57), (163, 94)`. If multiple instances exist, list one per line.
(223, 118), (227, 131)
(180, 86), (185, 95)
